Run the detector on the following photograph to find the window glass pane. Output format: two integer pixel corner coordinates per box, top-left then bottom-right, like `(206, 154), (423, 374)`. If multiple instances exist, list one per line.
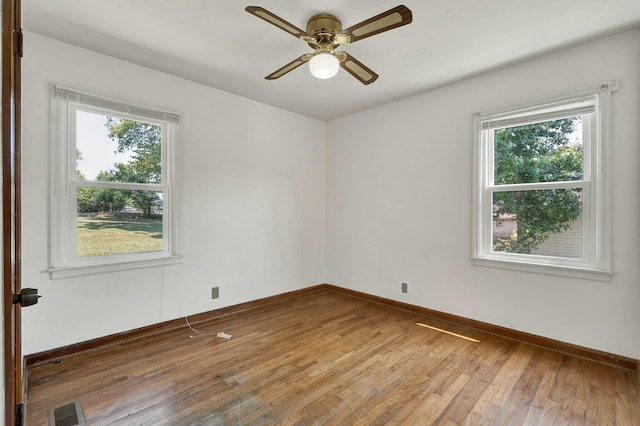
(493, 117), (583, 185)
(76, 110), (162, 184)
(77, 188), (163, 257)
(492, 189), (582, 258)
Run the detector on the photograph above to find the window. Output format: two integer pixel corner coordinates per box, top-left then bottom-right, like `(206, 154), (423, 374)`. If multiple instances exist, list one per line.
(472, 83), (614, 280)
(50, 86), (181, 278)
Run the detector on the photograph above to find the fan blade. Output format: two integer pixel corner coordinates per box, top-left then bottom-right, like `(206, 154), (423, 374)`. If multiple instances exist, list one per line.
(265, 55), (311, 80)
(339, 53), (379, 85)
(340, 5), (412, 43)
(245, 6), (310, 39)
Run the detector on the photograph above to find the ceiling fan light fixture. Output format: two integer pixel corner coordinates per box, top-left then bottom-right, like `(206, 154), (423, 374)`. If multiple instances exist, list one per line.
(245, 5), (412, 84)
(309, 53), (340, 79)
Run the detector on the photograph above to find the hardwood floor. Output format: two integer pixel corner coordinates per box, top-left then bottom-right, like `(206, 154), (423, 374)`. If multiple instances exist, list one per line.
(26, 289), (639, 425)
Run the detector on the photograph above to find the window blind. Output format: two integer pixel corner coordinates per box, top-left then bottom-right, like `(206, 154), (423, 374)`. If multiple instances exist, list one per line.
(52, 86), (180, 123)
(481, 96), (596, 130)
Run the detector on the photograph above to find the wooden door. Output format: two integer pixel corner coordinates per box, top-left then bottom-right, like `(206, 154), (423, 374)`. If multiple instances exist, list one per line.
(3, 0), (22, 424)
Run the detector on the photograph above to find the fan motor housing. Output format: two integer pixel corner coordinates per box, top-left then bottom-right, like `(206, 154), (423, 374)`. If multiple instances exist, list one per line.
(307, 13), (343, 48)
(307, 13), (342, 35)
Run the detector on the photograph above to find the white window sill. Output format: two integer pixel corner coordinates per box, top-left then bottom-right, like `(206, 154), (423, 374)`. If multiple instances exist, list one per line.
(49, 255), (183, 280)
(471, 257), (612, 282)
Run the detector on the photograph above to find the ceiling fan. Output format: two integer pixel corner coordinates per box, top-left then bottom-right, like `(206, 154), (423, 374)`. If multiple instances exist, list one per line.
(245, 5), (413, 85)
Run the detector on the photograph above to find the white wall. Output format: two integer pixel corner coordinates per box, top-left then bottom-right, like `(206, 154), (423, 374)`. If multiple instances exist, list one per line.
(326, 28), (640, 359)
(21, 32), (326, 355)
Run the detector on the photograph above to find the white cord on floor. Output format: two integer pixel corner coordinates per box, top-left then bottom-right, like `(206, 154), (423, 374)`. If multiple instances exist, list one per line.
(184, 316), (214, 338)
(184, 316), (233, 339)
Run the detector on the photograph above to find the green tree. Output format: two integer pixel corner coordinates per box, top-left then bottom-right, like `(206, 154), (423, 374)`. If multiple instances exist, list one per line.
(98, 165), (158, 217)
(103, 118), (163, 217)
(76, 149), (128, 213)
(493, 118), (583, 254)
(76, 149), (98, 212)
(77, 186), (98, 212)
(76, 149), (85, 180)
(77, 173), (129, 213)
(106, 118), (162, 183)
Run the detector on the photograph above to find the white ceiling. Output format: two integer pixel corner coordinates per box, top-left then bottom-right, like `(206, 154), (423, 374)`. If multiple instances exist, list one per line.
(24, 0), (640, 121)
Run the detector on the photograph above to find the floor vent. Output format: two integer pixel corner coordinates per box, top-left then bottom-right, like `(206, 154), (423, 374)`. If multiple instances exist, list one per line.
(48, 400), (85, 426)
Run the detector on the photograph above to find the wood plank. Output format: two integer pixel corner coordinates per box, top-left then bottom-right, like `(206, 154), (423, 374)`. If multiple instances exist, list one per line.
(324, 284), (638, 371)
(25, 284), (638, 371)
(25, 289), (639, 425)
(24, 284), (327, 367)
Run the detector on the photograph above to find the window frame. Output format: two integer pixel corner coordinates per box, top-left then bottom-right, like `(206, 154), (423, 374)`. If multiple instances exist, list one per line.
(50, 86), (182, 279)
(471, 83), (614, 281)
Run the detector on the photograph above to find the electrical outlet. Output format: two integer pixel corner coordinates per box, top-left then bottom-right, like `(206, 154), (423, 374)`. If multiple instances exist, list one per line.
(401, 283), (408, 293)
(211, 287), (219, 299)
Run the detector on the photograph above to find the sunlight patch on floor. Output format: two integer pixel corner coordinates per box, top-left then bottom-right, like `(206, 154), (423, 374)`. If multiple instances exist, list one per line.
(416, 322), (480, 342)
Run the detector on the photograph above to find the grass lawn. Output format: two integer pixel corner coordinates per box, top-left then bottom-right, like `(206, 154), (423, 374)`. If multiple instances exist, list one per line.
(77, 214), (163, 257)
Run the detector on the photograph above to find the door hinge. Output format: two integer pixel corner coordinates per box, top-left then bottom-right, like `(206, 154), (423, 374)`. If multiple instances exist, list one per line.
(15, 403), (24, 426)
(15, 28), (23, 58)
